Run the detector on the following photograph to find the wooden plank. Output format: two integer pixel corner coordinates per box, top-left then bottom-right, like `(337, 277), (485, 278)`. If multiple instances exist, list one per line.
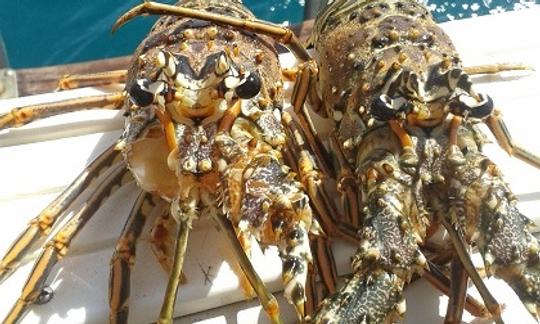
(15, 20), (315, 96)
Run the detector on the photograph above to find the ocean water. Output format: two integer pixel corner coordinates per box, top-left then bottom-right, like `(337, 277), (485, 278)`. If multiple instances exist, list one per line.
(0, 0), (537, 69)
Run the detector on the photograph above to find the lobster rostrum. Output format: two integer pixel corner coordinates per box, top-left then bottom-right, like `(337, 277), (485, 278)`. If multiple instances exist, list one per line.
(291, 0), (540, 323)
(0, 1), (329, 322)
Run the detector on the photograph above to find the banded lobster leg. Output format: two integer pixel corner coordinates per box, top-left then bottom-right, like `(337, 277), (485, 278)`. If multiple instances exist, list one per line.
(282, 112), (359, 245)
(444, 256), (470, 324)
(57, 70), (127, 91)
(3, 162), (130, 323)
(211, 208), (284, 323)
(148, 201), (187, 285)
(0, 143), (122, 283)
(444, 144), (540, 320)
(153, 179), (278, 324)
(109, 192), (168, 323)
(0, 68), (126, 131)
(290, 59), (368, 229)
(486, 110), (540, 170)
(424, 258), (489, 321)
(281, 112), (340, 311)
(0, 92), (125, 130)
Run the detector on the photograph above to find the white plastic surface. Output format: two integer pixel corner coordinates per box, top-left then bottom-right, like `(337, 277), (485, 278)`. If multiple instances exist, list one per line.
(1, 7), (540, 324)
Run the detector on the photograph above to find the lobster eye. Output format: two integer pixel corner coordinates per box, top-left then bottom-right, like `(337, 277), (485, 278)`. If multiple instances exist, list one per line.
(129, 80), (154, 107)
(235, 72), (261, 99)
(450, 93), (493, 119)
(371, 95), (411, 121)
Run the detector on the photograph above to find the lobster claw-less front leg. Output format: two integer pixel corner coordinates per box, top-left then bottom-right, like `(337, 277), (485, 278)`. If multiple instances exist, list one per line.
(216, 131), (316, 318)
(448, 147), (540, 320)
(310, 150), (428, 323)
(486, 110), (540, 170)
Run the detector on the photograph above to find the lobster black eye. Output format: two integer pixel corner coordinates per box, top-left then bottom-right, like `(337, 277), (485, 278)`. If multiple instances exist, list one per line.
(450, 93), (493, 119)
(371, 95), (411, 121)
(129, 80), (154, 107)
(235, 72), (261, 99)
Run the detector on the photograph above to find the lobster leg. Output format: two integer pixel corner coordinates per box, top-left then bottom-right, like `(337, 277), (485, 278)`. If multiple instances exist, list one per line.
(109, 191), (159, 324)
(486, 109), (540, 169)
(444, 256), (470, 324)
(289, 66), (359, 236)
(158, 195), (197, 324)
(149, 203), (187, 284)
(233, 228), (257, 298)
(423, 261), (488, 318)
(57, 70), (127, 91)
(0, 91), (125, 130)
(3, 163), (130, 324)
(287, 61), (357, 227)
(329, 134), (362, 227)
(0, 143), (121, 284)
(112, 1), (311, 61)
(282, 112), (359, 244)
(304, 261), (318, 316)
(290, 60), (333, 174)
(211, 210), (283, 324)
(312, 235), (338, 294)
(389, 120), (419, 166)
(437, 209), (503, 322)
(280, 113), (340, 310)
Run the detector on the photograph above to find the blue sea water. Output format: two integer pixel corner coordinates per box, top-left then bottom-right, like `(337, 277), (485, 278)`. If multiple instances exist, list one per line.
(0, 0), (537, 69)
